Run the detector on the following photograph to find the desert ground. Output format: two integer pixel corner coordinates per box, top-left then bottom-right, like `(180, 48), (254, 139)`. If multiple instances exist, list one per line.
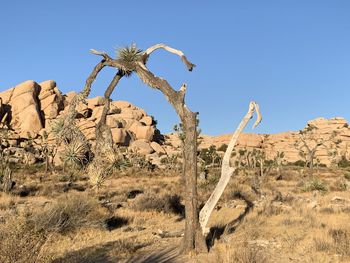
(1, 161), (349, 263)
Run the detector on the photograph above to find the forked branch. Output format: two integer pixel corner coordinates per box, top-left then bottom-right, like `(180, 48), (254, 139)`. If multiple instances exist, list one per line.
(199, 101), (262, 235)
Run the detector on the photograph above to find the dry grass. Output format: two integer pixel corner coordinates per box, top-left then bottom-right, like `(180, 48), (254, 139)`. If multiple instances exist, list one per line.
(1, 165), (350, 262)
(0, 212), (49, 263)
(32, 193), (106, 234)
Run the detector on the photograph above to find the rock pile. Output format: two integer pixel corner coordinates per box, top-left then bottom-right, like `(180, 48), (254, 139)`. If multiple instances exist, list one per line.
(0, 80), (166, 165)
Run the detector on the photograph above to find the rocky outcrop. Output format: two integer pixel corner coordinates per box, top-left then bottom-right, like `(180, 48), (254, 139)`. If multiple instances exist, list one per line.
(1, 80), (350, 168)
(0, 80), (44, 138)
(164, 117), (350, 167)
(0, 80), (162, 164)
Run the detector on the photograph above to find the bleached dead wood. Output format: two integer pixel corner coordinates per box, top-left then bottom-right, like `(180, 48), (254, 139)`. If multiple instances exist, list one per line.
(199, 101), (262, 234)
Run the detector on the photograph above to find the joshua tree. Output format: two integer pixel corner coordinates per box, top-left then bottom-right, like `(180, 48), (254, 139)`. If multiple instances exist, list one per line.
(294, 125), (340, 173)
(274, 151), (285, 177)
(60, 43), (207, 253)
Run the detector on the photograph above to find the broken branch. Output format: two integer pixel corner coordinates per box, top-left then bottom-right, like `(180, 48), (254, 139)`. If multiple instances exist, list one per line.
(199, 101), (262, 235)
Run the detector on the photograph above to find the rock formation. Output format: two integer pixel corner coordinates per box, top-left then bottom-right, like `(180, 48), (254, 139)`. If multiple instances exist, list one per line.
(0, 80), (160, 165)
(169, 117), (350, 167)
(1, 80), (350, 167)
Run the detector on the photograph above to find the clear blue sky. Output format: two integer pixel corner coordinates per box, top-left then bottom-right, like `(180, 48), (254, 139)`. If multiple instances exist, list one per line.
(1, 1), (349, 135)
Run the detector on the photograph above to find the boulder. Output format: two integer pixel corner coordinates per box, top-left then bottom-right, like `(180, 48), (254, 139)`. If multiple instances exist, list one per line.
(112, 101), (133, 109)
(130, 140), (154, 155)
(150, 142), (166, 156)
(111, 128), (131, 145)
(140, 116), (153, 126)
(38, 80), (64, 120)
(87, 96), (105, 108)
(9, 80), (43, 138)
(129, 122), (155, 141)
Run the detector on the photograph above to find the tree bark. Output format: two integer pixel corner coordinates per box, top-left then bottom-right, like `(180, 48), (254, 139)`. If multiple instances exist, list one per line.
(134, 61), (207, 253)
(181, 110), (207, 253)
(96, 70), (124, 142)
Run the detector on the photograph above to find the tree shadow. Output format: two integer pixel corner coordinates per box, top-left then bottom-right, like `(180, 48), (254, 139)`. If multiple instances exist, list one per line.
(52, 239), (146, 263)
(126, 246), (181, 263)
(206, 191), (254, 249)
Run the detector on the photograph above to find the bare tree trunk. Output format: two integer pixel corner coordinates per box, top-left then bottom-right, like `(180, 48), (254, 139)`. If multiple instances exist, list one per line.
(260, 158), (264, 177)
(133, 45), (206, 253)
(199, 102), (261, 234)
(96, 71), (124, 143)
(181, 111), (207, 253)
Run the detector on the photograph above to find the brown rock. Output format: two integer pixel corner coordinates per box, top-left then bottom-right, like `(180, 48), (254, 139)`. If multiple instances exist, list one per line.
(111, 128), (130, 145)
(150, 142), (166, 156)
(87, 96), (105, 108)
(129, 122), (155, 141)
(130, 139), (154, 155)
(140, 116), (153, 126)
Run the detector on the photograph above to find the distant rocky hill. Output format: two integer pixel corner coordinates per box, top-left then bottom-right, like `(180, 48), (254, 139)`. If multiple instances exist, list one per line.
(165, 119), (350, 167)
(1, 80), (349, 167)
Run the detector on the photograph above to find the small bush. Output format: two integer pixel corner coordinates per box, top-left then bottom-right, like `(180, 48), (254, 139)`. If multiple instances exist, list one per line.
(329, 228), (350, 256)
(291, 160), (306, 167)
(302, 177), (327, 192)
(344, 172), (350, 180)
(229, 241), (268, 263)
(32, 193), (105, 234)
(132, 193), (184, 217)
(338, 156), (350, 168)
(314, 238), (332, 252)
(217, 143), (228, 152)
(0, 213), (48, 263)
(329, 179), (347, 191)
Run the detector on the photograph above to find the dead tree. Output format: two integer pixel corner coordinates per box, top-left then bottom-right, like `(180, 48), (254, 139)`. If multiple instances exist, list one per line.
(61, 44), (206, 253)
(199, 101), (262, 234)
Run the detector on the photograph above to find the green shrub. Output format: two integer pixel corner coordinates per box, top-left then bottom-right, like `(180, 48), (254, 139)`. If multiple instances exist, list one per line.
(302, 177), (327, 192)
(217, 143), (228, 152)
(338, 156), (350, 168)
(199, 145), (221, 166)
(344, 172), (350, 180)
(291, 160), (306, 167)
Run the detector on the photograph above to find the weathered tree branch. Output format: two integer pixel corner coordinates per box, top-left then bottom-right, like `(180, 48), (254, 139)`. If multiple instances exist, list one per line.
(143, 43), (195, 71)
(199, 101), (262, 234)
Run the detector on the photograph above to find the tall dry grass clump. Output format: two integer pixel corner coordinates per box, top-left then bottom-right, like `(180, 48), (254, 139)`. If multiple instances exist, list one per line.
(0, 193), (106, 263)
(0, 213), (48, 263)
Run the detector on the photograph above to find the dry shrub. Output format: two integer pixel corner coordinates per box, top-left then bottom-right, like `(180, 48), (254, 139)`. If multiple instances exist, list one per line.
(229, 240), (268, 263)
(32, 193), (105, 234)
(132, 193), (184, 216)
(329, 179), (347, 191)
(0, 213), (48, 263)
(328, 228), (350, 256)
(313, 237), (332, 252)
(313, 229), (350, 258)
